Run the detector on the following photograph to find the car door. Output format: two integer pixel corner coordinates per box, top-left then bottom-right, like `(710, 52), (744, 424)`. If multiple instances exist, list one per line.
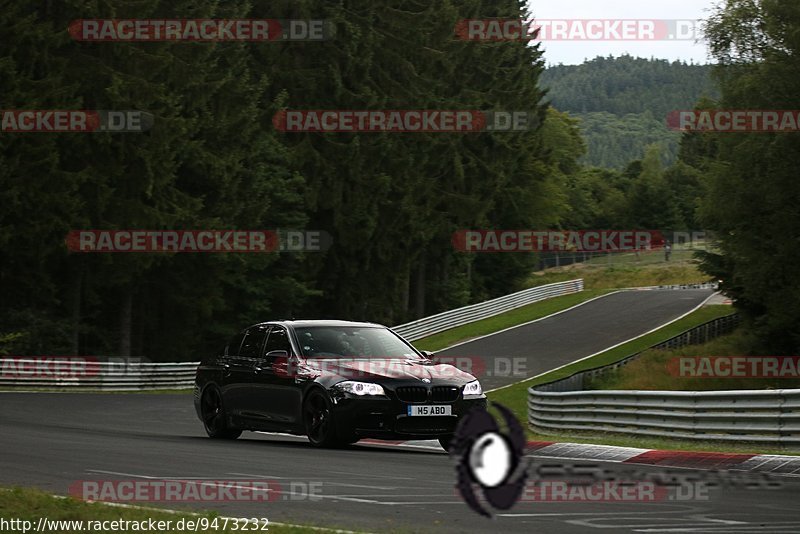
(243, 325), (304, 429)
(222, 326), (267, 422)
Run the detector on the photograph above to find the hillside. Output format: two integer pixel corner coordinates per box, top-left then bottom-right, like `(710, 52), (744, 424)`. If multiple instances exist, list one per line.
(541, 55), (719, 168)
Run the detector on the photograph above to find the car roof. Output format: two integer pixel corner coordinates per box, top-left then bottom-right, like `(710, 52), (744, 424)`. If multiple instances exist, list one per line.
(246, 319), (388, 330)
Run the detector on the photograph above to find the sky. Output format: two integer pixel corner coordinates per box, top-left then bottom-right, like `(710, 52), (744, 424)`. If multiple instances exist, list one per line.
(526, 0), (719, 66)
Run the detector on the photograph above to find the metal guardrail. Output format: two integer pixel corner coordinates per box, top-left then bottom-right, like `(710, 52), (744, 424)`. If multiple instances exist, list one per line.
(528, 389), (800, 445)
(0, 282), (718, 392)
(392, 279), (584, 341)
(643, 282), (718, 291)
(527, 313), (800, 447)
(0, 360), (197, 391)
(0, 279), (584, 390)
(535, 314), (741, 393)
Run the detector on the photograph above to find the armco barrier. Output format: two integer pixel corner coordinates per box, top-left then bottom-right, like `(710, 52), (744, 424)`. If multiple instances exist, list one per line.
(527, 313), (800, 447)
(535, 314), (741, 393)
(528, 388), (800, 446)
(0, 279), (583, 390)
(392, 279), (584, 341)
(644, 282), (718, 291)
(0, 360), (197, 391)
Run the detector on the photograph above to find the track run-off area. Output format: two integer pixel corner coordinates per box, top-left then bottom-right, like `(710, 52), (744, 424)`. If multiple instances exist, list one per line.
(5, 289), (800, 533)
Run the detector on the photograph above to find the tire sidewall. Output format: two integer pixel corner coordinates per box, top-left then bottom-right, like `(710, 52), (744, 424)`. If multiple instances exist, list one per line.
(304, 389), (345, 447)
(202, 385), (240, 439)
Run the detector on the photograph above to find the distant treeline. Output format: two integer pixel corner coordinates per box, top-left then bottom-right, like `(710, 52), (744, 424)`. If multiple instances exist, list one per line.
(2, 1), (795, 360)
(0, 1), (562, 359)
(542, 55), (719, 168)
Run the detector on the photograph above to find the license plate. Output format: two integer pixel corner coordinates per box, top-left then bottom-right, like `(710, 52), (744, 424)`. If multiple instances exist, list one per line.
(407, 405), (451, 416)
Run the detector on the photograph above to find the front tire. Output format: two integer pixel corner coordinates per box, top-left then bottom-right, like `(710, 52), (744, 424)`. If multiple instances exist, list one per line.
(303, 390), (346, 447)
(200, 386), (242, 440)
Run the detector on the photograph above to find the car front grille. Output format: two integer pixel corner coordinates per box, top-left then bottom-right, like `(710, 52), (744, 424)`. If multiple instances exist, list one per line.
(395, 385), (461, 403)
(395, 386), (428, 403)
(431, 386), (460, 402)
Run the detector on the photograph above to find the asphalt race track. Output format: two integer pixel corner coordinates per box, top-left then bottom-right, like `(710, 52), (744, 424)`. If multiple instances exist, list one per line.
(6, 289), (799, 533)
(437, 288), (715, 390)
(2, 394), (800, 533)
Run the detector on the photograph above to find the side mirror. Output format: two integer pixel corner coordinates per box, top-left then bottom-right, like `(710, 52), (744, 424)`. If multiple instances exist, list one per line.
(266, 350), (292, 377)
(420, 350), (434, 359)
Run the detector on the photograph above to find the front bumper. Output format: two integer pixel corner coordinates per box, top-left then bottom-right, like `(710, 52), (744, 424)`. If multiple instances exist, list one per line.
(330, 392), (487, 440)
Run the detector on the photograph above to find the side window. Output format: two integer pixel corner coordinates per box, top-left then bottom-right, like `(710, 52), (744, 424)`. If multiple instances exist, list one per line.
(264, 327), (290, 356)
(239, 326), (269, 359)
(225, 331), (246, 357)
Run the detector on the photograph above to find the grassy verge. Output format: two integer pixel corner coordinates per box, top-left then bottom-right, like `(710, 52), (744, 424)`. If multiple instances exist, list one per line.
(527, 258), (708, 290)
(524, 427), (800, 456)
(589, 328), (800, 391)
(5, 259), (712, 395)
(412, 289), (611, 352)
(414, 248), (711, 353)
(487, 305), (734, 421)
(486, 305), (800, 455)
(0, 487), (354, 533)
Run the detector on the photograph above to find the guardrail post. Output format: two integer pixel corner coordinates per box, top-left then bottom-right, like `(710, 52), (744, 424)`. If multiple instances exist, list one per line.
(524, 314), (800, 448)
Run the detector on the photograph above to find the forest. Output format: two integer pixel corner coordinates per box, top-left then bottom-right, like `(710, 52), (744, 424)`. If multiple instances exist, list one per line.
(2, 0), (798, 360)
(541, 55), (718, 168)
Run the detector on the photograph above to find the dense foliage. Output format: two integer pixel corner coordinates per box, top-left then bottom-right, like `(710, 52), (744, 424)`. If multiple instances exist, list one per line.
(0, 1), (577, 359)
(691, 0), (800, 353)
(3, 0), (790, 360)
(541, 56), (718, 168)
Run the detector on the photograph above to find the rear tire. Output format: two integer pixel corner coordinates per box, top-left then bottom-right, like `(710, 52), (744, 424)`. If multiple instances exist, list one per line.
(304, 390), (346, 448)
(200, 386), (242, 440)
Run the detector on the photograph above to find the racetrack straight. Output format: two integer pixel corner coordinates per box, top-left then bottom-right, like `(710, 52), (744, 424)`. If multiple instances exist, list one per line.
(435, 288), (714, 391)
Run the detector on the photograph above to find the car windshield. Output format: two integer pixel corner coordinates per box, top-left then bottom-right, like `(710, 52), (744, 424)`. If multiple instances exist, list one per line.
(294, 326), (422, 360)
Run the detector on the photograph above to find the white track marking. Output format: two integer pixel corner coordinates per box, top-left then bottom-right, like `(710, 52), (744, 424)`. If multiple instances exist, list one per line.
(434, 290), (622, 354)
(488, 290), (720, 393)
(1, 488), (370, 533)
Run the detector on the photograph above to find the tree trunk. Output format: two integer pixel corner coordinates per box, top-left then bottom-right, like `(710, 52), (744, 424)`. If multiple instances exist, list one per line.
(118, 289), (132, 359)
(401, 264), (410, 317)
(414, 260), (426, 318)
(69, 264), (82, 355)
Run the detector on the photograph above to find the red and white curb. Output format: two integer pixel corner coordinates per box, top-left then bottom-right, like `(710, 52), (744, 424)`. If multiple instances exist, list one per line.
(527, 441), (800, 475)
(360, 438), (800, 476)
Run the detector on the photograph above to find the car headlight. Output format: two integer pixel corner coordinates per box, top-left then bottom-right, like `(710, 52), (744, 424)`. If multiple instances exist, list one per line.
(333, 381), (386, 396)
(463, 380), (482, 397)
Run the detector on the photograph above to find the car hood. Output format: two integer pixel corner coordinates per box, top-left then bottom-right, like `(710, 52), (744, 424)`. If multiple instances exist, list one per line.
(301, 357), (476, 385)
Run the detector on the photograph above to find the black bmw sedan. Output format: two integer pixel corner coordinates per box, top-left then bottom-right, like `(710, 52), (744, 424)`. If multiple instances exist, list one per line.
(194, 320), (487, 448)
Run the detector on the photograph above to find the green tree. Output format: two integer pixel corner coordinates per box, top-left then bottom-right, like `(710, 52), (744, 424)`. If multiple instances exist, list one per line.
(697, 0), (800, 351)
(626, 145), (684, 230)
